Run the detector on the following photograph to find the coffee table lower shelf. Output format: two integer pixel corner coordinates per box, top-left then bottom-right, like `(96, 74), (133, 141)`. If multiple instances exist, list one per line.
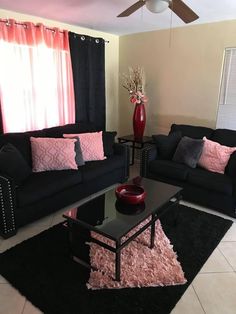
(64, 197), (180, 281)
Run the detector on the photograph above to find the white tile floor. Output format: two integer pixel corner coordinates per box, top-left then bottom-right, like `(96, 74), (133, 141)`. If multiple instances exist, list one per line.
(0, 165), (236, 314)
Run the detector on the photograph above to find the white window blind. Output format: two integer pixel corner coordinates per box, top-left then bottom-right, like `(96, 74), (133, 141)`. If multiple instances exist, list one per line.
(217, 48), (236, 130)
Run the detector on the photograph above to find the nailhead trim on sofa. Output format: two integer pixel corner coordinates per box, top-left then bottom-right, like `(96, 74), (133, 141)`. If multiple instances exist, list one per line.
(0, 175), (16, 237)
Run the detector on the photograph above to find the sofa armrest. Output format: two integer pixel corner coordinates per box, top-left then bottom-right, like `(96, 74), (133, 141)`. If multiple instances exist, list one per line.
(113, 143), (130, 180)
(0, 174), (17, 238)
(140, 146), (157, 177)
(226, 152), (236, 178)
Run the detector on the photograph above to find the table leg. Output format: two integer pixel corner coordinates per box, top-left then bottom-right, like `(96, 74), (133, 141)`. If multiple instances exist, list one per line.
(150, 214), (155, 248)
(115, 240), (121, 281)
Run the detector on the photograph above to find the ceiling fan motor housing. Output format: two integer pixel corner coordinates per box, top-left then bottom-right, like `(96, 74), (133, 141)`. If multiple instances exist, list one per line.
(146, 0), (170, 13)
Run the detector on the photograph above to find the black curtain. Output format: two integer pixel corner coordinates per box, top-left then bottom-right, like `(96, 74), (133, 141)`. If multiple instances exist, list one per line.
(69, 33), (106, 131)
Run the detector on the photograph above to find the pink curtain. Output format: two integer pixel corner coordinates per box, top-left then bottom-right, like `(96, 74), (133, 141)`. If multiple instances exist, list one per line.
(0, 19), (75, 132)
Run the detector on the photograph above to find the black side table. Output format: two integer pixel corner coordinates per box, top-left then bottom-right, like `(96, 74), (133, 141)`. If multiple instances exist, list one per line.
(118, 135), (154, 165)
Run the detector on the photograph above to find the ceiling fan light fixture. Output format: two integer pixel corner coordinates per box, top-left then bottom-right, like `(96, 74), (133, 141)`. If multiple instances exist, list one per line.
(146, 0), (169, 13)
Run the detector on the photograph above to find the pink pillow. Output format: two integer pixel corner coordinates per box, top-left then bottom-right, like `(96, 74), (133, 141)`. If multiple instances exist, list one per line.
(63, 131), (106, 161)
(30, 137), (78, 172)
(198, 137), (236, 174)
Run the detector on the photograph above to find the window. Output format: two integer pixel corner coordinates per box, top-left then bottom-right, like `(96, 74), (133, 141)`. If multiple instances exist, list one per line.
(0, 20), (75, 133)
(217, 48), (236, 130)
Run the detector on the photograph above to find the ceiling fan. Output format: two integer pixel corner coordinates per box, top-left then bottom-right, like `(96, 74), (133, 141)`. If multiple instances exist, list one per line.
(117, 0), (199, 24)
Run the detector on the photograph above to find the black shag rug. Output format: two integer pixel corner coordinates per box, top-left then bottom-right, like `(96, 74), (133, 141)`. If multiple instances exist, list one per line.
(0, 204), (233, 314)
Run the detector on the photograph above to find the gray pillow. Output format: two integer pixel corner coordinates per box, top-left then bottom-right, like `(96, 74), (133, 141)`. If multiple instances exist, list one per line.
(173, 136), (204, 168)
(74, 137), (85, 166)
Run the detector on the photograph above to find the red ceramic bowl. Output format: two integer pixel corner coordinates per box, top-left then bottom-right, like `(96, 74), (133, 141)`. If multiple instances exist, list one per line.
(115, 184), (146, 205)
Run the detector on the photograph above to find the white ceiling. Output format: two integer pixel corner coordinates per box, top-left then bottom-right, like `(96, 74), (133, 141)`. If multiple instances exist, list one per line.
(1, 0), (236, 35)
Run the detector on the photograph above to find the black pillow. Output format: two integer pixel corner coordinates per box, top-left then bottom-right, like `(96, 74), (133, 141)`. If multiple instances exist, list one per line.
(172, 136), (204, 168)
(152, 131), (182, 160)
(0, 143), (32, 184)
(102, 131), (117, 157)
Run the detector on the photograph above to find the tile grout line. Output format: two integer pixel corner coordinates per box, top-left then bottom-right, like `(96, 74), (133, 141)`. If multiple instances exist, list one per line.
(216, 245), (235, 272)
(218, 245), (236, 272)
(191, 283), (207, 314)
(20, 298), (27, 314)
(200, 270), (235, 274)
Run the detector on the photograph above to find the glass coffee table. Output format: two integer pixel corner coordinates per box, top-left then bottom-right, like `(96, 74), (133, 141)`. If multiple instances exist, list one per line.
(63, 177), (182, 281)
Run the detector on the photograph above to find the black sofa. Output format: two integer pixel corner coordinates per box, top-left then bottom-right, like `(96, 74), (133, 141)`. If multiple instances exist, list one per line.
(141, 124), (236, 218)
(0, 123), (129, 239)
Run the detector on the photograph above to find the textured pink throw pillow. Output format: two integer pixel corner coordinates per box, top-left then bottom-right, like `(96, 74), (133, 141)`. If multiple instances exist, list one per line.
(198, 137), (236, 174)
(63, 132), (106, 161)
(30, 137), (78, 172)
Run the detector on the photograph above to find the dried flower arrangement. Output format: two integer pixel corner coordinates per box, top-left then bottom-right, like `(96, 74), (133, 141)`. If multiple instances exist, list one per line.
(122, 66), (148, 105)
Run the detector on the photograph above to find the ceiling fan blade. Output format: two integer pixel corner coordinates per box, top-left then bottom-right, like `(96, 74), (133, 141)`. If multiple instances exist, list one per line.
(170, 0), (199, 23)
(117, 1), (145, 17)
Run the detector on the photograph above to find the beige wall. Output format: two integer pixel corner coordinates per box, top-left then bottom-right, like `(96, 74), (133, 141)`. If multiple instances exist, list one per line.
(119, 20), (236, 136)
(0, 9), (119, 131)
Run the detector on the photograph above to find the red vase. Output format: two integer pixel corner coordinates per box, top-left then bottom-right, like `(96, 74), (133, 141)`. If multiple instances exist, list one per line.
(133, 102), (146, 140)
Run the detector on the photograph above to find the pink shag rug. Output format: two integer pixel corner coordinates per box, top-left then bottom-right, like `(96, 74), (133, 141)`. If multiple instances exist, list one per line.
(87, 218), (187, 290)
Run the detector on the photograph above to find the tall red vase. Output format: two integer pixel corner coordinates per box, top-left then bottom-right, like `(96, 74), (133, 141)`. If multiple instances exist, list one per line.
(133, 102), (146, 140)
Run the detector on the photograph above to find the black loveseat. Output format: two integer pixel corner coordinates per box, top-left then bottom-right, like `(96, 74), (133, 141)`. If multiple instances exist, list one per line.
(141, 124), (236, 218)
(0, 123), (129, 239)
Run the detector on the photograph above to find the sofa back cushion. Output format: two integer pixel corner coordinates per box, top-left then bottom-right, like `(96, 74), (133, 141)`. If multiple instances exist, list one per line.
(0, 123), (97, 167)
(170, 124), (213, 139)
(45, 123), (96, 138)
(211, 129), (236, 147)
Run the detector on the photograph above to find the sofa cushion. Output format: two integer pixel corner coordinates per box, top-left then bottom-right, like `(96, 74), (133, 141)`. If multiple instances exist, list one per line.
(152, 131), (182, 160)
(81, 155), (125, 182)
(173, 136), (204, 168)
(0, 143), (32, 185)
(148, 160), (189, 181)
(211, 129), (236, 147)
(187, 168), (233, 196)
(17, 170), (82, 207)
(103, 131), (117, 157)
(170, 124), (213, 139)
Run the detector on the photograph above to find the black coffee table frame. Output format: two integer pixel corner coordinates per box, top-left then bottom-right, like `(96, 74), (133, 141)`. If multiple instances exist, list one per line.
(64, 194), (181, 281)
